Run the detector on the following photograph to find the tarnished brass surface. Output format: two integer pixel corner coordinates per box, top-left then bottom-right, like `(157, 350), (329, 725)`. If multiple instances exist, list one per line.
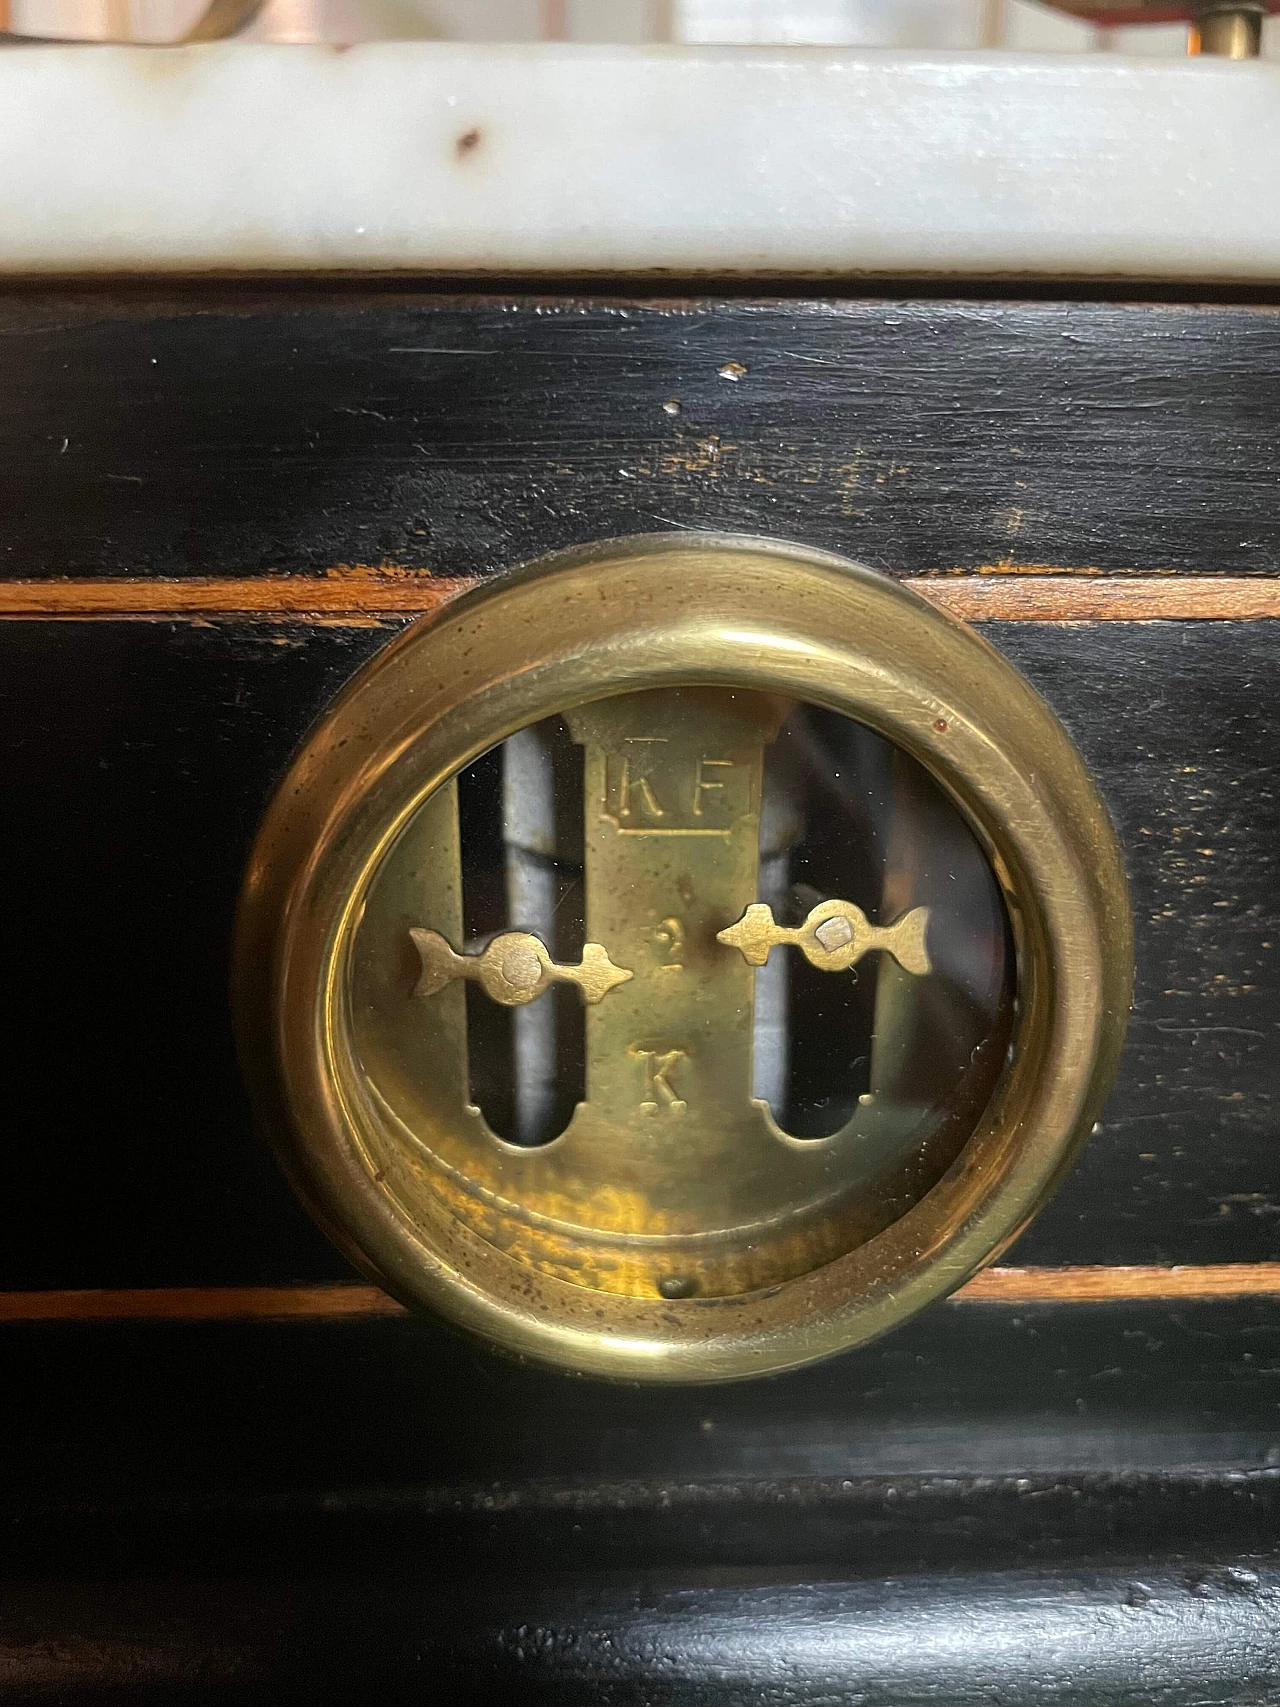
(234, 535), (1132, 1382)
(1193, 4), (1265, 53)
(1044, 0), (1273, 54)
(718, 898), (931, 976)
(411, 928), (632, 1006)
(351, 685), (952, 1302)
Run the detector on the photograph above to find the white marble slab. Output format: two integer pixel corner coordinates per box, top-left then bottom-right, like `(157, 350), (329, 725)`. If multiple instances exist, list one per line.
(3, 42), (1277, 277)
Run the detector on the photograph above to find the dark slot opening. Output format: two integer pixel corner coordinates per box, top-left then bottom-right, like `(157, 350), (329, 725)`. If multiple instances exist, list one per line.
(756, 707), (1012, 1144)
(457, 718), (585, 1146)
(756, 709), (884, 1137)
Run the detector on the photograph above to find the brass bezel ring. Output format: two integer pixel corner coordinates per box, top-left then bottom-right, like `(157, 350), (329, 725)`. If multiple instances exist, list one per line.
(233, 536), (1132, 1383)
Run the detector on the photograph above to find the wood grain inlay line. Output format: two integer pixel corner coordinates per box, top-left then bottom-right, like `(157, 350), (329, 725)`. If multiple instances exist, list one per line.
(1, 573), (1280, 623)
(0, 1285), (408, 1323)
(952, 1264), (1280, 1303)
(908, 575), (1280, 623)
(0, 569), (474, 619)
(2, 1267), (1279, 1323)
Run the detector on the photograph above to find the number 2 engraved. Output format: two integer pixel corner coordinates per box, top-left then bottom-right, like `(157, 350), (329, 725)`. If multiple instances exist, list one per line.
(655, 917), (684, 970)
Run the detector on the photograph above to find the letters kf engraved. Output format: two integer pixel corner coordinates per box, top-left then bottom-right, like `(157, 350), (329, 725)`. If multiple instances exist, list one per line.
(356, 687), (940, 1299)
(564, 689), (776, 1182)
(600, 728), (752, 835)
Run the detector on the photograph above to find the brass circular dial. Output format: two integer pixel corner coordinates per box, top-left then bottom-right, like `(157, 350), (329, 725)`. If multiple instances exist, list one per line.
(234, 536), (1132, 1382)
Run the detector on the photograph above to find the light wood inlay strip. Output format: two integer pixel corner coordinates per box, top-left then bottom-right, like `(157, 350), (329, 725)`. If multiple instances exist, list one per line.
(0, 1284), (408, 1323)
(953, 1264), (1280, 1303)
(0, 573), (1279, 623)
(907, 575), (1280, 623)
(0, 569), (474, 618)
(2, 1267), (1279, 1323)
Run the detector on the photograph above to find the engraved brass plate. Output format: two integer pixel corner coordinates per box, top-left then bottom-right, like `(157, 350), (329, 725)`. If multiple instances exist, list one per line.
(235, 536), (1132, 1381)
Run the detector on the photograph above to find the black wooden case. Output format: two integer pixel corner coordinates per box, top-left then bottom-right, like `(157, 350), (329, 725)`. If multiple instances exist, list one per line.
(3, 290), (1279, 1704)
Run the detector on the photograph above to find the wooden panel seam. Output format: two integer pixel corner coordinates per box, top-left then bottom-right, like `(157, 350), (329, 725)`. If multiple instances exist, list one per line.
(3, 1267), (1280, 1322)
(1, 574), (1280, 622)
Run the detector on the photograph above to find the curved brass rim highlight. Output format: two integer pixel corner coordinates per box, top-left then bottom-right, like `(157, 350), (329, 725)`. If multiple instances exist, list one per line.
(233, 535), (1132, 1382)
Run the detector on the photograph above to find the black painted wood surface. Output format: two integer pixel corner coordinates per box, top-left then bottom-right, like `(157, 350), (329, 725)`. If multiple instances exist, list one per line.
(3, 616), (1276, 1286)
(5, 291), (1280, 1705)
(6, 1301), (1280, 1525)
(4, 1557), (1279, 1706)
(0, 294), (1277, 581)
(3, 1300), (1280, 1703)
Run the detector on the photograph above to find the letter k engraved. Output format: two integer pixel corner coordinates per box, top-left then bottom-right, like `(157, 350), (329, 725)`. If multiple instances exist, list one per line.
(549, 687), (788, 1224)
(615, 751), (665, 820)
(464, 687), (931, 1234)
(373, 684), (951, 1306)
(631, 1046), (688, 1117)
